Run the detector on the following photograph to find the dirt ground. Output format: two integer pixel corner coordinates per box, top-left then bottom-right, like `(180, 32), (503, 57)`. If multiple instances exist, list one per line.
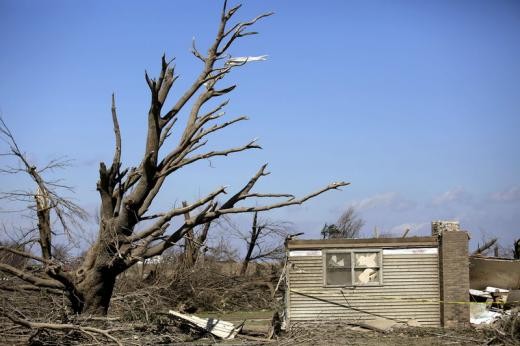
(153, 321), (504, 346)
(275, 324), (492, 346)
(1, 309), (516, 345)
(193, 311), (492, 346)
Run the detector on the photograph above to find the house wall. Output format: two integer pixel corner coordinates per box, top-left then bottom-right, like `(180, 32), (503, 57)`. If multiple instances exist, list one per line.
(469, 256), (520, 290)
(286, 241), (441, 327)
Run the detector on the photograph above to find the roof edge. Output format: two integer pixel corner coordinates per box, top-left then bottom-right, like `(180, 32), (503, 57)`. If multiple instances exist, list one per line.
(287, 236), (438, 249)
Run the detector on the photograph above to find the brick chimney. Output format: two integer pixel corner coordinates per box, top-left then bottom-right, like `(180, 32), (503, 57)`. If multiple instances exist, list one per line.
(433, 221), (470, 327)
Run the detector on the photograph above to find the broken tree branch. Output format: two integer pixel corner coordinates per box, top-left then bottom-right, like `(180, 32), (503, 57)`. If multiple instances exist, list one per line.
(0, 263), (64, 289)
(3, 311), (122, 346)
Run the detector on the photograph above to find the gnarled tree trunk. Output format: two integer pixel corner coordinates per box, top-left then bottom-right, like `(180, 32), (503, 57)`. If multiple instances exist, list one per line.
(75, 269), (117, 315)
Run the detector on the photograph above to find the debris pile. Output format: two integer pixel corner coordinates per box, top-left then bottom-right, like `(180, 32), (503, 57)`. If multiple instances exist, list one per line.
(469, 286), (520, 344)
(470, 286), (519, 325)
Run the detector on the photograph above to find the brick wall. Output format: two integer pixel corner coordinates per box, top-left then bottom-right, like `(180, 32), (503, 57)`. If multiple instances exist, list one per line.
(435, 222), (470, 327)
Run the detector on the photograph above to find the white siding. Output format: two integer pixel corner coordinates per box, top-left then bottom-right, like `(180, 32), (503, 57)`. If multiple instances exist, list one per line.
(287, 250), (440, 327)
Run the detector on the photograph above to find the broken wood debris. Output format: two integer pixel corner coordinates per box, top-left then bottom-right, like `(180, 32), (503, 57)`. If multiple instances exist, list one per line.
(469, 288), (492, 300)
(168, 310), (243, 339)
(469, 285), (520, 326)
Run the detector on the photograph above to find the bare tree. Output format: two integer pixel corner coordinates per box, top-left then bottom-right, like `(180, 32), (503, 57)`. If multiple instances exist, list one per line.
(0, 1), (348, 315)
(180, 201), (213, 268)
(207, 236), (239, 262)
(321, 206), (364, 239)
(237, 212), (289, 276)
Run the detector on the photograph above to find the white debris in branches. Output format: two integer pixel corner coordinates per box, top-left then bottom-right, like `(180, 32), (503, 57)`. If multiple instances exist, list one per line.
(225, 55), (268, 66)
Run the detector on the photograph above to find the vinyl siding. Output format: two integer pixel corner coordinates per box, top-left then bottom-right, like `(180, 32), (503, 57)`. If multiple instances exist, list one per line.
(287, 250), (440, 327)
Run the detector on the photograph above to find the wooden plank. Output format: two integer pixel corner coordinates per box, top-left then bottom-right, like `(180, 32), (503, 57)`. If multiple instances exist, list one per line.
(168, 310), (242, 339)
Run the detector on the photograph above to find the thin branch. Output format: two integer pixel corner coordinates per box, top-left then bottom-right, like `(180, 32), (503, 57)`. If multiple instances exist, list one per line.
(191, 115), (248, 143)
(164, 139), (261, 175)
(219, 12), (274, 55)
(243, 193), (295, 199)
(191, 37), (206, 62)
(217, 181), (349, 215)
(158, 117), (177, 148)
(221, 164), (269, 209)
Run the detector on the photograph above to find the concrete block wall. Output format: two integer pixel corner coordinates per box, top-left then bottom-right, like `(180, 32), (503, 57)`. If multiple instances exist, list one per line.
(433, 221), (470, 327)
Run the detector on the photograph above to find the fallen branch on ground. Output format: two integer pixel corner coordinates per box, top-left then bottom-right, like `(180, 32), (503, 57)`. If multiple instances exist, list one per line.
(3, 311), (123, 346)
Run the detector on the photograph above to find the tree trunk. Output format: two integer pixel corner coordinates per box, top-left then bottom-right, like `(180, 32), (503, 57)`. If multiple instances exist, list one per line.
(240, 235), (257, 276)
(182, 201), (196, 268)
(239, 248), (253, 276)
(240, 212), (260, 276)
(73, 268), (117, 315)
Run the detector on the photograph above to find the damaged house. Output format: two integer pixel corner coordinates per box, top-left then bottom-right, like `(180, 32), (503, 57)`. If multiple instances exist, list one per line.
(284, 221), (470, 328)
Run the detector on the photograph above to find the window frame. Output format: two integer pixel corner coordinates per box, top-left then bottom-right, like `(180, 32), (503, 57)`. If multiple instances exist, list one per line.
(322, 249), (383, 287)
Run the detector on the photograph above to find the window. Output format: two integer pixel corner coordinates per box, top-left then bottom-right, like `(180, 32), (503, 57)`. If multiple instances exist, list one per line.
(325, 252), (351, 286)
(324, 250), (382, 287)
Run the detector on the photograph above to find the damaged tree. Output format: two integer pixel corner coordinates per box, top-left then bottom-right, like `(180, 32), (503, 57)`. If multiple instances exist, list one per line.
(238, 212), (289, 276)
(181, 201), (213, 268)
(321, 206), (364, 239)
(0, 1), (348, 315)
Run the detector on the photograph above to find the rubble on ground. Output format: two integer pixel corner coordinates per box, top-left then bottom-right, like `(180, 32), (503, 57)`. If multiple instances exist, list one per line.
(470, 286), (519, 325)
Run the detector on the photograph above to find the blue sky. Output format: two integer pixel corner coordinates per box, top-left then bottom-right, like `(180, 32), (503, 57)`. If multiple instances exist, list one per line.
(1, 0), (519, 252)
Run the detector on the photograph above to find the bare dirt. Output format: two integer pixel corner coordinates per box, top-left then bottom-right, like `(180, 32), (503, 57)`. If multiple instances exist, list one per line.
(277, 324), (491, 346)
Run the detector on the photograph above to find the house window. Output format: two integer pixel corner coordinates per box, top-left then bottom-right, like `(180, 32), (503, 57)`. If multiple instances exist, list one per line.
(325, 252), (352, 286)
(324, 250), (382, 287)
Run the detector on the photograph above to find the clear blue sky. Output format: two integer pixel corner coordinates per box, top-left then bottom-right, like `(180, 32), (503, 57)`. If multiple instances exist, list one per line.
(1, 0), (519, 251)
